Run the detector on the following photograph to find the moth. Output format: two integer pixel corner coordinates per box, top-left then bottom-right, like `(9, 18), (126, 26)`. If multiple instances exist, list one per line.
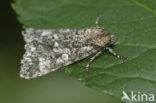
(21, 16), (127, 79)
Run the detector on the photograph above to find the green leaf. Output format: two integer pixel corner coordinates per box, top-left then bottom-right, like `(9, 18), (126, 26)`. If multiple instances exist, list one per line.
(12, 0), (156, 102)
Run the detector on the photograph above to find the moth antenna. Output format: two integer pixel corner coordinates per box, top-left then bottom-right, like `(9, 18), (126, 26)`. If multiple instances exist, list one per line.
(95, 15), (102, 27)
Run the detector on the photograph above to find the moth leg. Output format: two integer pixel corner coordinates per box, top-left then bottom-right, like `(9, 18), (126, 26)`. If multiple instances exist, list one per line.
(86, 51), (102, 73)
(95, 15), (102, 27)
(105, 47), (128, 60)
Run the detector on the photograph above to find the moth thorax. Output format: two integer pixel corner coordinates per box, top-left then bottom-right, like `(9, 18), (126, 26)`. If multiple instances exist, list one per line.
(92, 34), (111, 47)
(84, 28), (105, 39)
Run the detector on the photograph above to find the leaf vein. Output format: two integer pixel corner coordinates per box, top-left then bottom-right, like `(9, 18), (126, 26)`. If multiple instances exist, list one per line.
(131, 0), (156, 16)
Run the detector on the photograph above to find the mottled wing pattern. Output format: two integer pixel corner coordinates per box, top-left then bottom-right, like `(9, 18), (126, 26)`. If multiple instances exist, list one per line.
(21, 28), (98, 79)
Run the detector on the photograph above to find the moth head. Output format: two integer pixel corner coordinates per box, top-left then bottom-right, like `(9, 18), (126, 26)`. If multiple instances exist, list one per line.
(84, 27), (112, 47)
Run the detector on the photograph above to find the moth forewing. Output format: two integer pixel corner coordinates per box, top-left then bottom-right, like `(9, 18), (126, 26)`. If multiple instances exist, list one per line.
(21, 28), (99, 79)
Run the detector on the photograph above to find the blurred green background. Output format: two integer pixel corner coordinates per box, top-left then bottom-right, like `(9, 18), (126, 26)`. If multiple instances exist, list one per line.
(0, 0), (120, 103)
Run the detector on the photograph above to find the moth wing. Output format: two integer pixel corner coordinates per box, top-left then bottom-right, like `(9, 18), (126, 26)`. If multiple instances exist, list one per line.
(20, 28), (97, 79)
